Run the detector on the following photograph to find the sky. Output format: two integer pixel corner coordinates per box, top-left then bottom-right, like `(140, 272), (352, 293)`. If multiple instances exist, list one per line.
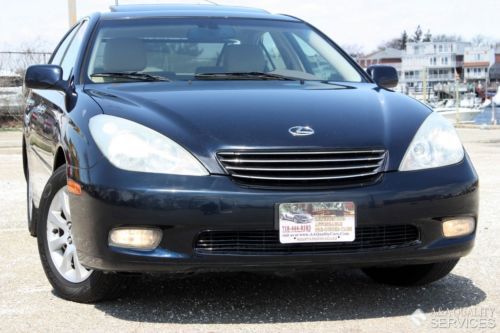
(0, 0), (498, 53)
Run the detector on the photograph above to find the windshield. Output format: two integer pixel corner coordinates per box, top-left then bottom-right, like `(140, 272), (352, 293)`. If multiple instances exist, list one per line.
(86, 18), (364, 83)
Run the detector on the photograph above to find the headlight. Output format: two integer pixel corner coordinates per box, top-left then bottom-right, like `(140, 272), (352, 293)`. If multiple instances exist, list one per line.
(399, 112), (464, 171)
(89, 115), (208, 176)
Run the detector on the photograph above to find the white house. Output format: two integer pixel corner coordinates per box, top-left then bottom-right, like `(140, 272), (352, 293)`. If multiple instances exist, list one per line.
(463, 46), (495, 82)
(401, 41), (469, 92)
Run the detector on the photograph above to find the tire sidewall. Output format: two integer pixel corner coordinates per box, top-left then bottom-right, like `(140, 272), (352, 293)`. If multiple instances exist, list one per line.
(37, 165), (97, 294)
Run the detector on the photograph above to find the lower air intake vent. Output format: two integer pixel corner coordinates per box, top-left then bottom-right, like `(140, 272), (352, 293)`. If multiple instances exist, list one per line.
(195, 225), (419, 255)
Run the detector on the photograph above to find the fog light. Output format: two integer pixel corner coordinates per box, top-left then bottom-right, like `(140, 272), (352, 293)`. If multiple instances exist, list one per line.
(109, 227), (162, 250)
(442, 217), (475, 238)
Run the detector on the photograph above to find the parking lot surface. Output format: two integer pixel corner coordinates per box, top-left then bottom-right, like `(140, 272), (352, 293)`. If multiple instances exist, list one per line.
(0, 128), (499, 332)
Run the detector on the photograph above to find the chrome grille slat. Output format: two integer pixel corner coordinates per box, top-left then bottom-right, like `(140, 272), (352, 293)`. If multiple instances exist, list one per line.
(230, 170), (379, 181)
(225, 162), (382, 172)
(217, 149), (387, 188)
(219, 156), (385, 163)
(218, 149), (385, 155)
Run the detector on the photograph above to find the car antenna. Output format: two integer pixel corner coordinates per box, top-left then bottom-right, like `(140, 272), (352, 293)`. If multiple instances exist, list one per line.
(203, 0), (219, 5)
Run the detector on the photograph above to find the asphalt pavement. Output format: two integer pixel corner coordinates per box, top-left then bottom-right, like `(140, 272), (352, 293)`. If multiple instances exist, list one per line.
(0, 128), (499, 332)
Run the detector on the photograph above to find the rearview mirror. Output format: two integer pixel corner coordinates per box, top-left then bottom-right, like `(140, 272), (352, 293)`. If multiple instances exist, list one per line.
(25, 65), (66, 91)
(367, 65), (398, 89)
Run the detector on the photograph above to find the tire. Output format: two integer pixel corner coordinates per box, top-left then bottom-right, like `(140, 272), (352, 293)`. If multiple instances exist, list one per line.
(37, 165), (124, 303)
(362, 259), (459, 286)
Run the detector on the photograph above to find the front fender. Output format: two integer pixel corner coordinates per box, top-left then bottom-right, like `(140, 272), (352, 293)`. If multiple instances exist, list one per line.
(62, 88), (104, 170)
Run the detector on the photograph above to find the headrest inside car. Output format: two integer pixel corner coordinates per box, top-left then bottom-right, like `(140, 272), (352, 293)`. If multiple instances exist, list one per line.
(103, 38), (147, 72)
(223, 44), (266, 73)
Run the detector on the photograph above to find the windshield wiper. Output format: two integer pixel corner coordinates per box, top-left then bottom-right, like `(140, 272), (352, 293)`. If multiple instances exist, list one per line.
(194, 72), (302, 81)
(90, 71), (171, 82)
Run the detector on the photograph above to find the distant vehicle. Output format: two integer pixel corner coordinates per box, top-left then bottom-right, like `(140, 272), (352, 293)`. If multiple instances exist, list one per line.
(0, 71), (23, 113)
(23, 4), (478, 303)
(281, 211), (314, 224)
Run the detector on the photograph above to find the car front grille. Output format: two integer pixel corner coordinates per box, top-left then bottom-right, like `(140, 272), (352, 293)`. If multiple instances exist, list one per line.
(194, 225), (420, 255)
(216, 149), (387, 188)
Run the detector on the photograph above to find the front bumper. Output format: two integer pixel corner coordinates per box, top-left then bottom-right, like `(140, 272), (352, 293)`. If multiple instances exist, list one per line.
(69, 155), (479, 273)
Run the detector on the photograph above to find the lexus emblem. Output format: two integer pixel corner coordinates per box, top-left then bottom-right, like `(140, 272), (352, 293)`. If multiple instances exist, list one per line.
(289, 126), (315, 136)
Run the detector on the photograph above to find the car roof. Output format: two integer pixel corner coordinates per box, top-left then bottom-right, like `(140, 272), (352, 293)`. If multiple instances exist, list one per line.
(103, 4), (299, 21)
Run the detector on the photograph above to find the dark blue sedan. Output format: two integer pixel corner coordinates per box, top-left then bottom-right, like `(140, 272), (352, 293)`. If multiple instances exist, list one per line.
(23, 4), (478, 302)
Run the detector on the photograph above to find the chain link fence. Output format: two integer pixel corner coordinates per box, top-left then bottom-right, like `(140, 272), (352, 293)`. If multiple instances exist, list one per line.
(0, 51), (51, 126)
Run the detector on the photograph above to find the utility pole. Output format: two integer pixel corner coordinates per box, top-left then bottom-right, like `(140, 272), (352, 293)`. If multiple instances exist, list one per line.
(68, 0), (77, 27)
(422, 67), (427, 102)
(486, 68), (497, 125)
(455, 68), (460, 124)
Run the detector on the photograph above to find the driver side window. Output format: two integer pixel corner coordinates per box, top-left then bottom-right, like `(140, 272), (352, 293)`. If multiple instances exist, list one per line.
(50, 25), (79, 65)
(59, 21), (88, 80)
(50, 21), (88, 80)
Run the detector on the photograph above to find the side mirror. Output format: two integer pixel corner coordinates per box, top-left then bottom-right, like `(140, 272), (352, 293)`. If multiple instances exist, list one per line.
(25, 65), (66, 91)
(367, 65), (398, 89)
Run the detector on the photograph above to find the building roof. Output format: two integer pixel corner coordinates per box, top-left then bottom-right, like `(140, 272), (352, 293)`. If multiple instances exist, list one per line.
(406, 41), (470, 46)
(104, 4), (296, 21)
(362, 48), (402, 60)
(464, 61), (490, 67)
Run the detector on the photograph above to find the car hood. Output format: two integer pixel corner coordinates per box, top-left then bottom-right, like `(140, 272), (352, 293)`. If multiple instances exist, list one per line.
(86, 81), (431, 173)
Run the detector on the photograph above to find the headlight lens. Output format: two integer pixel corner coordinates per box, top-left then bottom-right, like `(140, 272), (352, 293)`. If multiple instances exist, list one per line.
(89, 115), (208, 176)
(399, 112), (464, 171)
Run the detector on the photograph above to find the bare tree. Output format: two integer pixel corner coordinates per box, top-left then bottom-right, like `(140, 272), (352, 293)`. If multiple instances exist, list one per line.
(341, 44), (365, 58)
(12, 44), (51, 76)
(470, 35), (494, 46)
(377, 38), (402, 51)
(377, 30), (410, 51)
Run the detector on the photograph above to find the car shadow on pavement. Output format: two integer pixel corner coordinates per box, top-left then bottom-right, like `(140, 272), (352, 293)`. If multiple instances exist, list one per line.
(93, 269), (486, 323)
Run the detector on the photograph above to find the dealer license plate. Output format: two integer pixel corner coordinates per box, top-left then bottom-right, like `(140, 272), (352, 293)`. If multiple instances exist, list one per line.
(278, 202), (355, 244)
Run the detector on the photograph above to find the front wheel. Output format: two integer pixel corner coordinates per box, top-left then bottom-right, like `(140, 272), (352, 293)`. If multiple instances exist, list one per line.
(37, 165), (124, 303)
(362, 260), (459, 286)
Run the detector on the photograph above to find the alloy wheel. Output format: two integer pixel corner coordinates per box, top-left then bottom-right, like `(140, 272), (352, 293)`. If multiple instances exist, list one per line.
(46, 186), (92, 283)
